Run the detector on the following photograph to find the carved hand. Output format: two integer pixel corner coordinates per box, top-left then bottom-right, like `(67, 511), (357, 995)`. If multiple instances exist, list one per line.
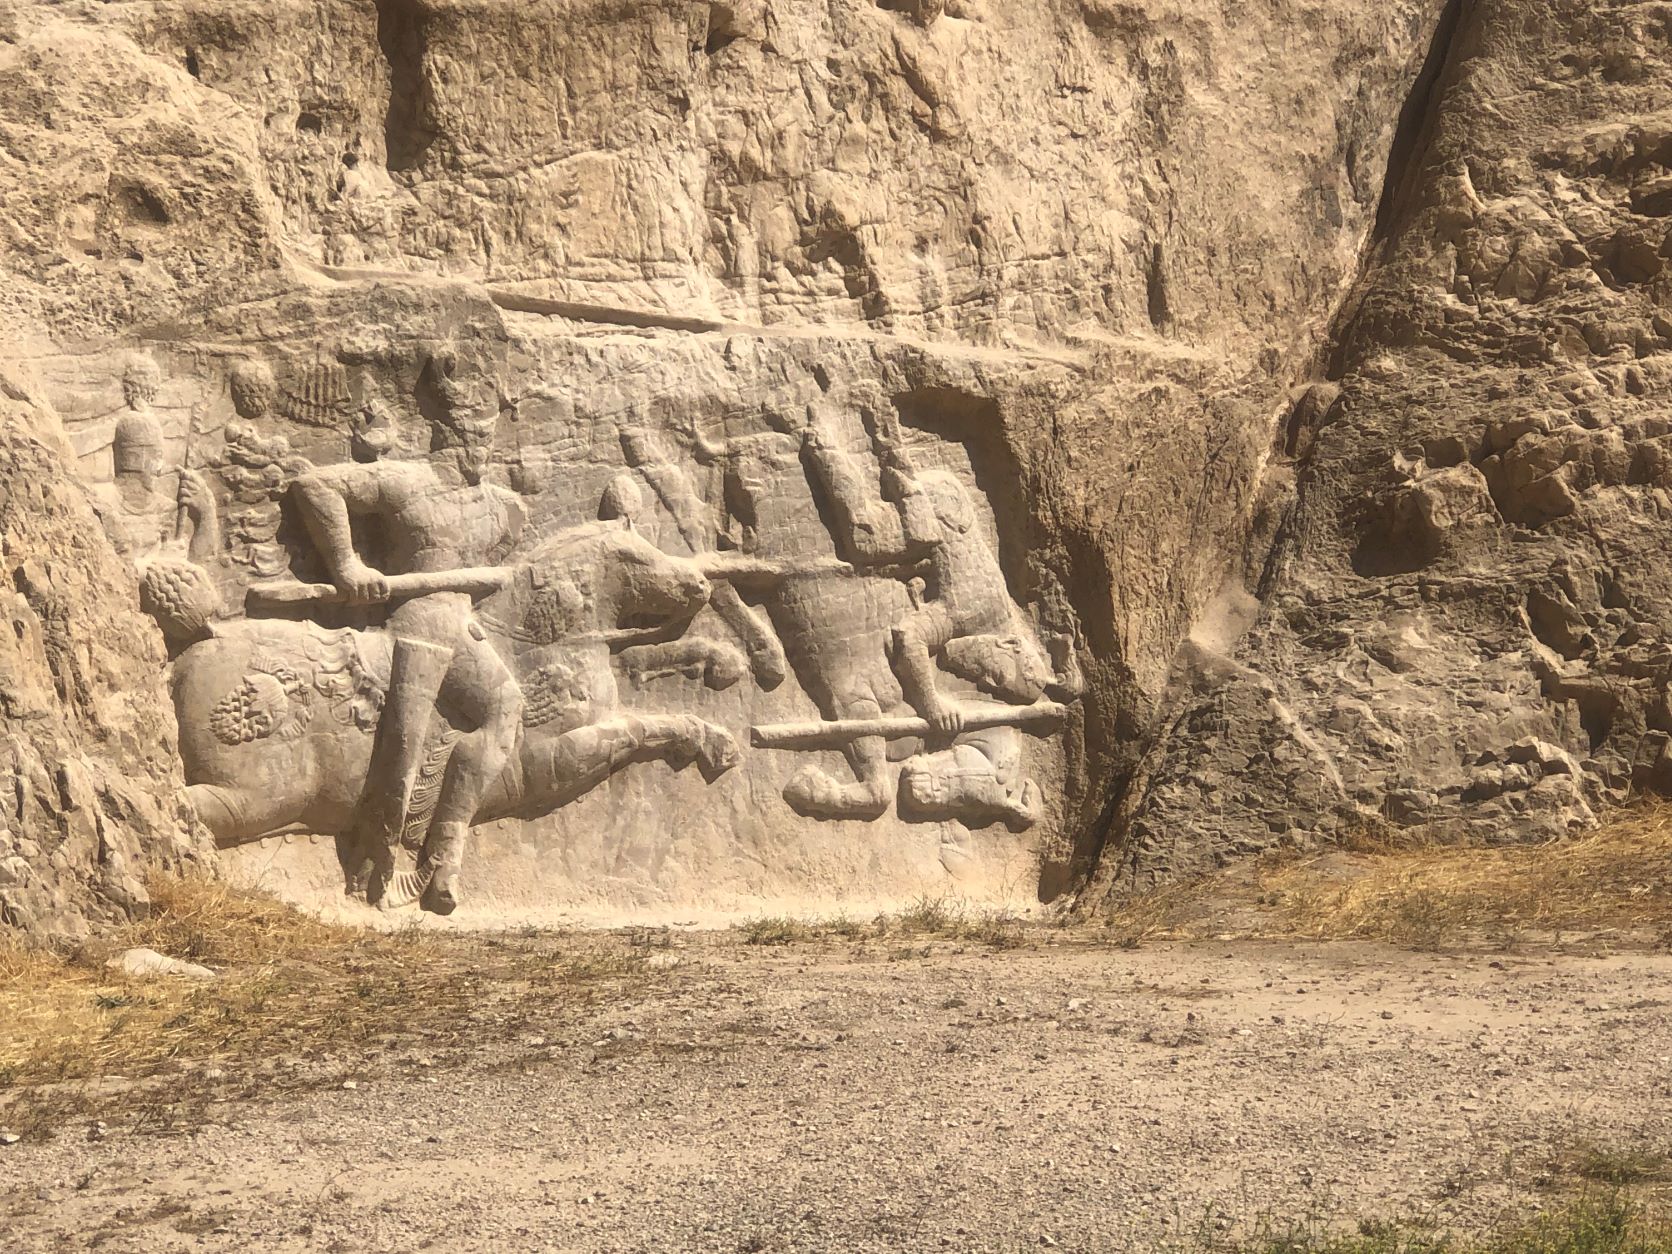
(176, 469), (212, 518)
(334, 558), (389, 604)
(924, 695), (964, 735)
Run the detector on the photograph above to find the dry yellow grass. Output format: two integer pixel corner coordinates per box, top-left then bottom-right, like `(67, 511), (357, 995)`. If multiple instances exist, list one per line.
(1099, 878), (1214, 947)
(742, 805), (1672, 958)
(737, 894), (1026, 949)
(1088, 804), (1672, 951)
(1258, 805), (1672, 948)
(0, 873), (653, 1136)
(7, 803), (1669, 1137)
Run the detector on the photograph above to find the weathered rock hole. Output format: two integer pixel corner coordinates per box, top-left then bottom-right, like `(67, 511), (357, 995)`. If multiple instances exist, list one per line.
(1371, 0), (1465, 241)
(877, 0), (941, 22)
(1577, 693), (1617, 754)
(807, 225), (888, 320)
(1526, 589), (1591, 661)
(374, 0), (437, 172)
(1593, 231), (1665, 286)
(119, 185), (170, 226)
(1145, 241), (1171, 331)
(1351, 529), (1434, 579)
(1600, 572), (1632, 610)
(184, 47), (200, 79)
(297, 111), (324, 134)
(702, 1), (751, 55)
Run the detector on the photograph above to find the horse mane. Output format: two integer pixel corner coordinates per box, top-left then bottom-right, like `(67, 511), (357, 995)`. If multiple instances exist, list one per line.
(472, 520), (644, 646)
(517, 519), (632, 569)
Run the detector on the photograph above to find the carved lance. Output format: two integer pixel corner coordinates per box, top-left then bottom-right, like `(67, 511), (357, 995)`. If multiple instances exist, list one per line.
(245, 567), (513, 610)
(751, 701), (1070, 749)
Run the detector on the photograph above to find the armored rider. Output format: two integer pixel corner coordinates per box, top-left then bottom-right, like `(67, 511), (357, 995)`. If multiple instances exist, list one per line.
(290, 347), (526, 914)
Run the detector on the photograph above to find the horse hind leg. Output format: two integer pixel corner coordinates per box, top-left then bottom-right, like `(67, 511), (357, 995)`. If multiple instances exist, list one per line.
(183, 782), (308, 847)
(618, 714), (738, 780)
(539, 717), (667, 801)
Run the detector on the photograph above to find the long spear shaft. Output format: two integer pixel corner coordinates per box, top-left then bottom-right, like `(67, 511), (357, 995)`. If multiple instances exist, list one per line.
(751, 701), (1069, 749)
(244, 567), (514, 610)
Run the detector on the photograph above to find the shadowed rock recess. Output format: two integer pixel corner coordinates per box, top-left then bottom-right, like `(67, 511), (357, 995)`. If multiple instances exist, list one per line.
(8, 0), (1646, 935)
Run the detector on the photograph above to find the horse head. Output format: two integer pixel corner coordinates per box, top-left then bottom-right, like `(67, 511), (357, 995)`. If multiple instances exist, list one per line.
(588, 522), (713, 628)
(487, 520), (712, 645)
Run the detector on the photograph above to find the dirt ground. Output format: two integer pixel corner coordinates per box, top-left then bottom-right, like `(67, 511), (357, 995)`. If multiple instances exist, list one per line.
(2, 929), (1669, 1253)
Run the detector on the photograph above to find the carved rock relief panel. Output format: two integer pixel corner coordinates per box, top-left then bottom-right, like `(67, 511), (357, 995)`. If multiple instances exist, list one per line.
(54, 310), (1083, 917)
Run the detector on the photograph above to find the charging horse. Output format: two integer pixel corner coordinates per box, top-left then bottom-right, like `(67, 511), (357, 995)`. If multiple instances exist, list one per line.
(166, 521), (740, 906)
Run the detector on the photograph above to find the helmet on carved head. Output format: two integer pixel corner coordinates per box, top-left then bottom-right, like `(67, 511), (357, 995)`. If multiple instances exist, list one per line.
(113, 411), (166, 478)
(122, 355), (163, 410)
(600, 472), (646, 524)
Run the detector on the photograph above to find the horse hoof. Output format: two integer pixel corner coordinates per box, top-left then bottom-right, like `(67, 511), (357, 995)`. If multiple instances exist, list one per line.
(750, 653), (787, 691)
(698, 727), (741, 778)
(420, 879), (459, 916)
(1005, 780), (1044, 833)
(782, 766), (889, 821)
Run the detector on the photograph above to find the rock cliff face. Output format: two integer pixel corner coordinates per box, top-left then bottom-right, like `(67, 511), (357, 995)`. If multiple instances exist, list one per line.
(0, 0), (1521, 930)
(1093, 0), (1672, 894)
(0, 372), (209, 939)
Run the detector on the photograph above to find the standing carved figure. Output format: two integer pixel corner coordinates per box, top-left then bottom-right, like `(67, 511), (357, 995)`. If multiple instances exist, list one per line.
(289, 348), (526, 913)
(92, 356), (220, 568)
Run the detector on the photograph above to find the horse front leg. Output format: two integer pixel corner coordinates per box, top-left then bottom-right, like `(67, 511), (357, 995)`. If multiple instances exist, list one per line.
(531, 714), (740, 810)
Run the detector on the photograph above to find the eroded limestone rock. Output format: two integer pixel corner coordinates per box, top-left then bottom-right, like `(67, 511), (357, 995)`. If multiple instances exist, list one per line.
(0, 373), (210, 940)
(1091, 0), (1672, 897)
(0, 0), (1453, 924)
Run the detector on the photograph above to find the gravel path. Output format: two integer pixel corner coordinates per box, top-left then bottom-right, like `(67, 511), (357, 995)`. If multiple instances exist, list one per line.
(3, 936), (1669, 1252)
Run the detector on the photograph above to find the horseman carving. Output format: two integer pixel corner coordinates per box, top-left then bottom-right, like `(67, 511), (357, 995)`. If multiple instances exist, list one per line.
(155, 520), (739, 913)
(141, 347), (740, 916)
(108, 343), (1081, 919)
